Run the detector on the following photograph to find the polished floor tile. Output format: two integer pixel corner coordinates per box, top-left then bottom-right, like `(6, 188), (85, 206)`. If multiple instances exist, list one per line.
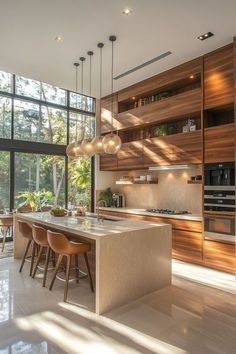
(0, 257), (235, 354)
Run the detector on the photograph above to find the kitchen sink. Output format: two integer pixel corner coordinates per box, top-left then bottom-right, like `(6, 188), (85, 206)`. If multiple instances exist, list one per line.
(86, 213), (121, 222)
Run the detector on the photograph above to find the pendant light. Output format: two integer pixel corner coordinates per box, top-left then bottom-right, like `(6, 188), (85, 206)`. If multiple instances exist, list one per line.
(91, 42), (105, 154)
(75, 56), (86, 157)
(102, 35), (122, 154)
(81, 51), (95, 157)
(66, 62), (81, 158)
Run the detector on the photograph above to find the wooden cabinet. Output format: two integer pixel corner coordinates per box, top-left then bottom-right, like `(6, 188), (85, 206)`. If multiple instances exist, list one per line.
(117, 88), (202, 131)
(171, 130), (202, 164)
(204, 44), (234, 109)
(204, 123), (235, 163)
(101, 93), (120, 134)
(99, 154), (117, 171)
(118, 58), (202, 102)
(173, 229), (203, 262)
(204, 240), (235, 274)
(143, 130), (202, 167)
(117, 141), (143, 170)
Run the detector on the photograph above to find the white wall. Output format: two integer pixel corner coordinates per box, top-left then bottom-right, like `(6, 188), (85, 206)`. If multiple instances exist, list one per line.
(95, 160), (202, 214)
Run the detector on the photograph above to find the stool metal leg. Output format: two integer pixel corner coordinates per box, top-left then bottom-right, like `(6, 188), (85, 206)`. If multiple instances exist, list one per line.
(64, 255), (71, 302)
(75, 255), (79, 284)
(84, 253), (94, 292)
(49, 254), (63, 291)
(19, 239), (32, 273)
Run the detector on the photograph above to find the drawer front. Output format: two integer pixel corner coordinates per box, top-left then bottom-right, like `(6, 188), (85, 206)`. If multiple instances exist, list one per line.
(173, 229), (203, 262)
(204, 240), (235, 274)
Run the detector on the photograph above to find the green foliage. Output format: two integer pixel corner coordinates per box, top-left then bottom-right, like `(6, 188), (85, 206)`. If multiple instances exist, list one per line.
(154, 124), (175, 137)
(98, 188), (113, 207)
(16, 189), (54, 210)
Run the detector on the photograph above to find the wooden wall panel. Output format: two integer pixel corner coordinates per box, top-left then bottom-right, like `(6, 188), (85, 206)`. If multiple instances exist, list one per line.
(117, 88), (201, 130)
(204, 123), (235, 163)
(171, 130), (202, 164)
(99, 155), (118, 171)
(204, 44), (234, 109)
(118, 58), (202, 102)
(101, 93), (121, 133)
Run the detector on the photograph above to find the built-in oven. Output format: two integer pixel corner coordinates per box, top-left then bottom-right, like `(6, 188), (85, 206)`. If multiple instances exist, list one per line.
(204, 162), (235, 187)
(204, 161), (235, 212)
(204, 214), (235, 244)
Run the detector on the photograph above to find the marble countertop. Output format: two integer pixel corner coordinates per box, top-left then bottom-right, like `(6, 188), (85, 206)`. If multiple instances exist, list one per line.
(15, 212), (169, 241)
(99, 207), (202, 221)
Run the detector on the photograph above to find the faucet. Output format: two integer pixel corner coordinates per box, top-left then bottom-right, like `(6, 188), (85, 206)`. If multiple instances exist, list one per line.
(97, 200), (107, 222)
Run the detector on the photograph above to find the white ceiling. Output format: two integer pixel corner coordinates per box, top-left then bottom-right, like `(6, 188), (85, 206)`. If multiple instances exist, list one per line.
(0, 0), (236, 98)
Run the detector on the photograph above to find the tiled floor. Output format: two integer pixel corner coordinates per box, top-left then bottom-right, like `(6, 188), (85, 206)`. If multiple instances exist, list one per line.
(0, 257), (236, 354)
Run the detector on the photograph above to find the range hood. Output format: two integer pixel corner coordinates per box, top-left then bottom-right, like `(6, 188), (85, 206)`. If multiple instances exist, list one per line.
(149, 164), (196, 171)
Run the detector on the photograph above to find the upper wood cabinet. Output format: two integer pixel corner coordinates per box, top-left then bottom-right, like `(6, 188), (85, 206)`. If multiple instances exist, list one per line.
(101, 93), (120, 134)
(204, 44), (234, 109)
(99, 154), (117, 171)
(204, 123), (235, 163)
(117, 88), (201, 131)
(118, 58), (202, 102)
(117, 141), (144, 170)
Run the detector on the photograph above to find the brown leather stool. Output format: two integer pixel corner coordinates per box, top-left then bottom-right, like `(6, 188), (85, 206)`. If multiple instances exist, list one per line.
(47, 230), (94, 302)
(0, 216), (13, 252)
(18, 221), (35, 276)
(32, 224), (54, 287)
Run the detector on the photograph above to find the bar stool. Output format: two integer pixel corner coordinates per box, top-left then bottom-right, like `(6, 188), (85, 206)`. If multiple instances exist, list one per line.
(32, 224), (53, 287)
(47, 230), (94, 302)
(0, 216), (13, 252)
(18, 221), (35, 276)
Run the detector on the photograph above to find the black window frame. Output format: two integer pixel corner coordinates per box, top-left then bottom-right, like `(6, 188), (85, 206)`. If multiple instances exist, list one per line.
(0, 73), (95, 212)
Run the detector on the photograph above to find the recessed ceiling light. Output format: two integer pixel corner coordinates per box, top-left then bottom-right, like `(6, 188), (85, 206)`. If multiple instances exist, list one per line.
(197, 32), (214, 41)
(122, 8), (132, 15)
(189, 75), (195, 79)
(55, 36), (63, 42)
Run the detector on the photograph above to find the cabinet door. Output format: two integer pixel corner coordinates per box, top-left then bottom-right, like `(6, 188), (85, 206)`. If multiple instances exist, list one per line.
(204, 123), (235, 163)
(101, 93), (120, 133)
(171, 130), (202, 164)
(117, 141), (143, 170)
(173, 229), (203, 262)
(204, 240), (235, 274)
(143, 136), (175, 167)
(204, 44), (234, 109)
(100, 155), (118, 171)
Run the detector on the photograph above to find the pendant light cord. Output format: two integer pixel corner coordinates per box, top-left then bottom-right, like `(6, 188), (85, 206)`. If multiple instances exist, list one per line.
(88, 51), (93, 138)
(74, 63), (79, 142)
(111, 39), (114, 134)
(80, 57), (85, 140)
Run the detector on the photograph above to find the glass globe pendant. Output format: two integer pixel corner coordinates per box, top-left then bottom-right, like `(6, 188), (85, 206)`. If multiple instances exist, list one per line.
(74, 142), (84, 157)
(91, 135), (104, 154)
(81, 138), (95, 157)
(102, 132), (121, 154)
(66, 142), (77, 158)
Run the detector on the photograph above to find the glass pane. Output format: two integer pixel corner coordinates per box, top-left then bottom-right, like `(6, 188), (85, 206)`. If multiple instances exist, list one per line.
(70, 92), (95, 112)
(68, 157), (92, 210)
(15, 76), (40, 99)
(69, 112), (95, 142)
(14, 153), (65, 208)
(0, 96), (12, 139)
(14, 99), (40, 142)
(0, 151), (10, 211)
(41, 82), (66, 105)
(41, 106), (67, 145)
(0, 70), (12, 93)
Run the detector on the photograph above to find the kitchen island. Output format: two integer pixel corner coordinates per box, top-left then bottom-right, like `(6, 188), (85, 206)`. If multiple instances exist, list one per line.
(14, 212), (172, 314)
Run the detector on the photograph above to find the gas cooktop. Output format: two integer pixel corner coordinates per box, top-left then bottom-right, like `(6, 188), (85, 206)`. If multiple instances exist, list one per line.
(146, 208), (191, 215)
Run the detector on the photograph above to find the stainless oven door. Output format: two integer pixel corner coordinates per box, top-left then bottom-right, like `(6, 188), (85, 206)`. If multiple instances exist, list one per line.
(204, 215), (235, 244)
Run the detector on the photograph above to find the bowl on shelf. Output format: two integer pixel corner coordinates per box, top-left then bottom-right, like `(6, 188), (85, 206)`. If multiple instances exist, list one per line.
(139, 175), (147, 182)
(50, 207), (67, 217)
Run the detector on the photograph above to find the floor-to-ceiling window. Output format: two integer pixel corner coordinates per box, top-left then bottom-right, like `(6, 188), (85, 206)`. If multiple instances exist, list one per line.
(0, 69), (95, 212)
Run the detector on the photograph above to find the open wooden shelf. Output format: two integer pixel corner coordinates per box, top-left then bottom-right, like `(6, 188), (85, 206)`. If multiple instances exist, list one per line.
(187, 180), (202, 184)
(116, 180), (158, 185)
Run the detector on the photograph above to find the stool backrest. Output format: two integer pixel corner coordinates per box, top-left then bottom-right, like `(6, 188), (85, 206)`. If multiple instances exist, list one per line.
(32, 224), (48, 246)
(0, 217), (13, 226)
(47, 230), (69, 254)
(18, 221), (32, 239)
